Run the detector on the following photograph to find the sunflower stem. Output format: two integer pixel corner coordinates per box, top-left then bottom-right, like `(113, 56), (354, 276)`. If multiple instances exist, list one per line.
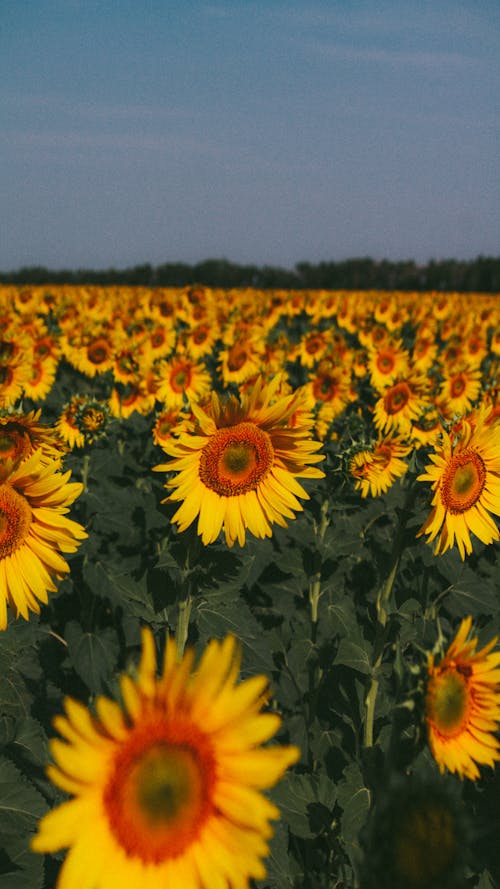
(81, 453), (90, 493)
(364, 483), (418, 748)
(309, 499), (330, 634)
(309, 573), (321, 631)
(176, 593), (192, 658)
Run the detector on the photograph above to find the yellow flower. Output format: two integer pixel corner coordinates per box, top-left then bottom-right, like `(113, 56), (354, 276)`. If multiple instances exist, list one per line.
(155, 354), (212, 409)
(0, 408), (65, 479)
(373, 374), (428, 437)
(350, 435), (411, 498)
(417, 415), (500, 558)
(32, 628), (299, 889)
(155, 376), (325, 547)
(367, 338), (409, 392)
(425, 616), (500, 780)
(0, 450), (87, 629)
(438, 365), (482, 420)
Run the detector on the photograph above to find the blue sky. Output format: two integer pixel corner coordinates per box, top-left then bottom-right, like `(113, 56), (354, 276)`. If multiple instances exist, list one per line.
(1, 0), (499, 270)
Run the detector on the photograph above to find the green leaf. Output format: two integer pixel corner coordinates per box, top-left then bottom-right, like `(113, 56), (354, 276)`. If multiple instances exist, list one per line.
(64, 622), (120, 693)
(0, 833), (44, 889)
(334, 639), (372, 675)
(10, 718), (49, 769)
(0, 757), (46, 836)
(0, 621), (43, 720)
(337, 763), (371, 871)
(271, 772), (337, 839)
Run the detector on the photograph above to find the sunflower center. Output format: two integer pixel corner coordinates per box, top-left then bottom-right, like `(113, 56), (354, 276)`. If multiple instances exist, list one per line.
(199, 422), (274, 496)
(385, 383), (410, 414)
(450, 375), (466, 397)
(441, 451), (486, 513)
(104, 723), (215, 864)
(394, 801), (457, 885)
(227, 346), (248, 371)
(313, 377), (336, 401)
(0, 484), (32, 559)
(87, 341), (109, 364)
(171, 367), (190, 392)
(426, 667), (470, 736)
(151, 331), (166, 348)
(0, 429), (25, 462)
(377, 353), (394, 373)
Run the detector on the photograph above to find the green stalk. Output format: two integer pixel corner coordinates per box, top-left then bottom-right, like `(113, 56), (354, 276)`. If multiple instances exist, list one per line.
(176, 593), (192, 658)
(363, 481), (418, 748)
(364, 553), (400, 748)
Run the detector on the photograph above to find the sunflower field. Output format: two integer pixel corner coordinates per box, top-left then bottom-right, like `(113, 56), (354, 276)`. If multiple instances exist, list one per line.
(0, 283), (499, 889)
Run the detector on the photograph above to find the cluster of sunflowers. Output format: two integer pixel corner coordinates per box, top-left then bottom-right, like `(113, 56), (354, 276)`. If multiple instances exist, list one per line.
(0, 282), (499, 889)
(1, 283), (499, 559)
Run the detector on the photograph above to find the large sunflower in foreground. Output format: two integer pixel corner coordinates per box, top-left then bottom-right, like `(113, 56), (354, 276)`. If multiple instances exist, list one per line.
(425, 616), (500, 780)
(417, 414), (500, 559)
(155, 376), (325, 547)
(0, 450), (87, 629)
(32, 628), (300, 889)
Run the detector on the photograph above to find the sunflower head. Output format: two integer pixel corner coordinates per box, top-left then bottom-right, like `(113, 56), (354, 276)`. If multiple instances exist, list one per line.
(32, 628), (299, 888)
(155, 376), (325, 547)
(423, 616), (500, 780)
(359, 773), (469, 889)
(0, 408), (65, 480)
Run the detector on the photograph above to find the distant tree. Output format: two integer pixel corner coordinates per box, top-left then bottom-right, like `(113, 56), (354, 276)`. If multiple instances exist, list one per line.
(1, 256), (499, 291)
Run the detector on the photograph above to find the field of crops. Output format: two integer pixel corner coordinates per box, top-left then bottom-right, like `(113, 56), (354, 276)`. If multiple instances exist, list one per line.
(0, 283), (499, 889)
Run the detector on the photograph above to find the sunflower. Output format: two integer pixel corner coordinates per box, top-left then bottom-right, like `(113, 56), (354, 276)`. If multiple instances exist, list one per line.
(296, 330), (330, 369)
(438, 366), (482, 420)
(0, 358), (30, 407)
(411, 333), (438, 375)
(56, 397), (86, 449)
(22, 357), (57, 402)
(350, 435), (411, 498)
(359, 773), (469, 889)
(373, 374), (429, 437)
(155, 376), (325, 547)
(0, 408), (65, 479)
(152, 407), (193, 451)
(417, 415), (500, 559)
(218, 339), (264, 386)
(0, 450), (87, 629)
(32, 627), (299, 888)
(155, 355), (212, 409)
(425, 616), (500, 780)
(368, 339), (409, 392)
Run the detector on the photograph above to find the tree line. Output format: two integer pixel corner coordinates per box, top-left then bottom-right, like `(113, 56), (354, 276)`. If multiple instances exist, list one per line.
(1, 255), (499, 291)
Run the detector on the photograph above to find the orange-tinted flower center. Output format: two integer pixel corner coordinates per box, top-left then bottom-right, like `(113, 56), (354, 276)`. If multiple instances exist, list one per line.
(151, 330), (167, 348)
(450, 375), (466, 398)
(170, 365), (191, 392)
(0, 484), (32, 559)
(227, 345), (248, 372)
(199, 422), (274, 496)
(426, 666), (470, 737)
(306, 336), (323, 354)
(192, 326), (209, 345)
(377, 353), (395, 373)
(103, 721), (215, 864)
(394, 801), (457, 885)
(0, 426), (29, 468)
(385, 383), (410, 414)
(313, 376), (338, 401)
(441, 450), (486, 513)
(87, 339), (110, 365)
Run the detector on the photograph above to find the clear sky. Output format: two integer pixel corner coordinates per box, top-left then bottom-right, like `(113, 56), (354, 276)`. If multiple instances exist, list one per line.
(1, 0), (499, 270)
